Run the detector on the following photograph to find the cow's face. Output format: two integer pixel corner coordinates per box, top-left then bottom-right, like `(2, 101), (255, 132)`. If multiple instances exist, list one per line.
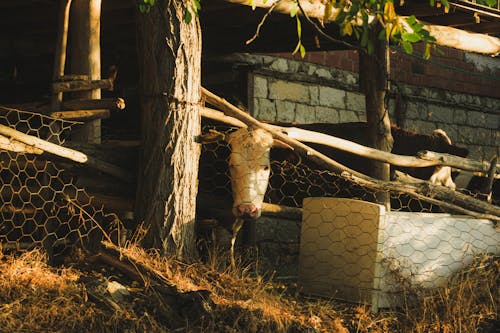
(227, 128), (274, 219)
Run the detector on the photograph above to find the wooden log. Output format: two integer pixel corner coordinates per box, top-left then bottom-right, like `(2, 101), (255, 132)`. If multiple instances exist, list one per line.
(261, 202), (302, 220)
(0, 124), (133, 182)
(61, 97), (125, 111)
(418, 151), (499, 177)
(201, 87), (500, 221)
(57, 74), (89, 81)
(0, 123), (87, 162)
(52, 78), (113, 93)
(201, 106), (246, 128)
(0, 134), (44, 154)
(50, 109), (110, 121)
(69, 0), (103, 144)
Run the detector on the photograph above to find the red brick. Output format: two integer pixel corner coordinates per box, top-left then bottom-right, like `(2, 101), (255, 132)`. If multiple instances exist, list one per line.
(307, 51), (325, 65)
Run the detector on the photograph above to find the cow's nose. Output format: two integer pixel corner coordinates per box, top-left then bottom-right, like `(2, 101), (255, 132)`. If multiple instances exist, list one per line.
(237, 204), (260, 218)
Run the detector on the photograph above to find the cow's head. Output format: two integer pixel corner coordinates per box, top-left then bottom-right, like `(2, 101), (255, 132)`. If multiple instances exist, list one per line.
(226, 127), (274, 219)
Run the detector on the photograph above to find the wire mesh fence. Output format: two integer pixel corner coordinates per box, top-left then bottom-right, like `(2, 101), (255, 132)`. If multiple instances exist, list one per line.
(0, 108), (122, 258)
(0, 111), (496, 259)
(199, 124), (495, 214)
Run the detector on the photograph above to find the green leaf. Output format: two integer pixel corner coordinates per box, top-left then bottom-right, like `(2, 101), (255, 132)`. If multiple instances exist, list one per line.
(413, 23), (424, 32)
(139, 3), (147, 13)
(360, 27), (369, 47)
(292, 41), (301, 55)
(423, 43), (432, 60)
(296, 16), (302, 38)
(184, 8), (192, 24)
(378, 27), (386, 40)
(406, 15), (416, 25)
(402, 40), (413, 54)
(299, 44), (306, 58)
(402, 32), (421, 42)
(440, 0), (449, 8)
(290, 3), (298, 17)
(193, 0), (201, 10)
(430, 0), (435, 7)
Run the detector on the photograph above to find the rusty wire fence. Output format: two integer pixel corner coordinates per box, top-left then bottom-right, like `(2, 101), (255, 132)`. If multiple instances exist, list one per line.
(0, 107), (121, 257)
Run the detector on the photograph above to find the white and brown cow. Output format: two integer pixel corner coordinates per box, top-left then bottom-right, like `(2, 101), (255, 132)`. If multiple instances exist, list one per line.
(226, 127), (274, 219)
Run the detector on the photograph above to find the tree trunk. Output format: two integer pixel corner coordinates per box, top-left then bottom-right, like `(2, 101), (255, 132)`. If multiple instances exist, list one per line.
(359, 24), (393, 209)
(135, 1), (201, 259)
(69, 0), (102, 144)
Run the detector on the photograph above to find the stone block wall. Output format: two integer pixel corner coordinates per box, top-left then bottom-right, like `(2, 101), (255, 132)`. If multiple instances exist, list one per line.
(225, 53), (499, 162)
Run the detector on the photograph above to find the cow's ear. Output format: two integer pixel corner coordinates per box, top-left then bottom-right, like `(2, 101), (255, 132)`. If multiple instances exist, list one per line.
(196, 129), (226, 144)
(272, 139), (293, 150)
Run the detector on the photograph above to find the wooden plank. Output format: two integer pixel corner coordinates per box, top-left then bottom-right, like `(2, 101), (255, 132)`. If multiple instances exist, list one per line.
(50, 109), (111, 121)
(61, 97), (125, 111)
(52, 78), (113, 93)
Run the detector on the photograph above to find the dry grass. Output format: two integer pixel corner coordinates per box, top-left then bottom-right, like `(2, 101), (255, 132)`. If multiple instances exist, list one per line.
(393, 254), (499, 333)
(0, 245), (497, 333)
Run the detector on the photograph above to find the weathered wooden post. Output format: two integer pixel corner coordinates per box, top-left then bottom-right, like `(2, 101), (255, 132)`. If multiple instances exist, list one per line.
(68, 0), (102, 144)
(359, 24), (393, 209)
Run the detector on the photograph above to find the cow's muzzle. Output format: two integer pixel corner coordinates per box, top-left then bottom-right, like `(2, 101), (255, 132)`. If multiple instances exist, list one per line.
(233, 204), (261, 219)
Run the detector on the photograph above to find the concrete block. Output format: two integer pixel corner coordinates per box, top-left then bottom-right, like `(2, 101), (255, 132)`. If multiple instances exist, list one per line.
(319, 86), (346, 108)
(339, 110), (361, 123)
(315, 106), (340, 123)
(428, 104), (454, 123)
(406, 101), (427, 120)
(256, 98), (276, 121)
(269, 80), (310, 103)
(253, 75), (268, 98)
(453, 108), (467, 124)
(345, 91), (366, 112)
(269, 57), (289, 72)
(276, 100), (296, 122)
(295, 104), (317, 124)
(309, 86), (319, 105)
(467, 110), (487, 127)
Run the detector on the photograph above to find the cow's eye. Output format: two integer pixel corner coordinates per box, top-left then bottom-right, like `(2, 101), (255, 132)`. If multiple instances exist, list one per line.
(263, 166), (269, 171)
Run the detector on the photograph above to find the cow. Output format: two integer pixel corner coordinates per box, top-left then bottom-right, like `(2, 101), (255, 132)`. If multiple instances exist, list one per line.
(197, 122), (469, 262)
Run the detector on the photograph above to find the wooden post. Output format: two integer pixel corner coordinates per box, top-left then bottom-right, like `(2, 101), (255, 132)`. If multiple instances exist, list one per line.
(359, 25), (393, 209)
(52, 0), (72, 112)
(69, 0), (102, 144)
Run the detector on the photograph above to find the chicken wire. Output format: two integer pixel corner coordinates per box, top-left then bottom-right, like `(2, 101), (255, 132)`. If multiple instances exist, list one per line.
(0, 108), (122, 257)
(199, 124), (485, 213)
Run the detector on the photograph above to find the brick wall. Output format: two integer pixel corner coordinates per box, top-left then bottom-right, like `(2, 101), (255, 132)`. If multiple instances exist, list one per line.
(272, 45), (500, 99)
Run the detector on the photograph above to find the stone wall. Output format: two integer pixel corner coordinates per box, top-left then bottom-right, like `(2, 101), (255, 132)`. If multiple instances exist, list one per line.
(225, 53), (500, 163)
